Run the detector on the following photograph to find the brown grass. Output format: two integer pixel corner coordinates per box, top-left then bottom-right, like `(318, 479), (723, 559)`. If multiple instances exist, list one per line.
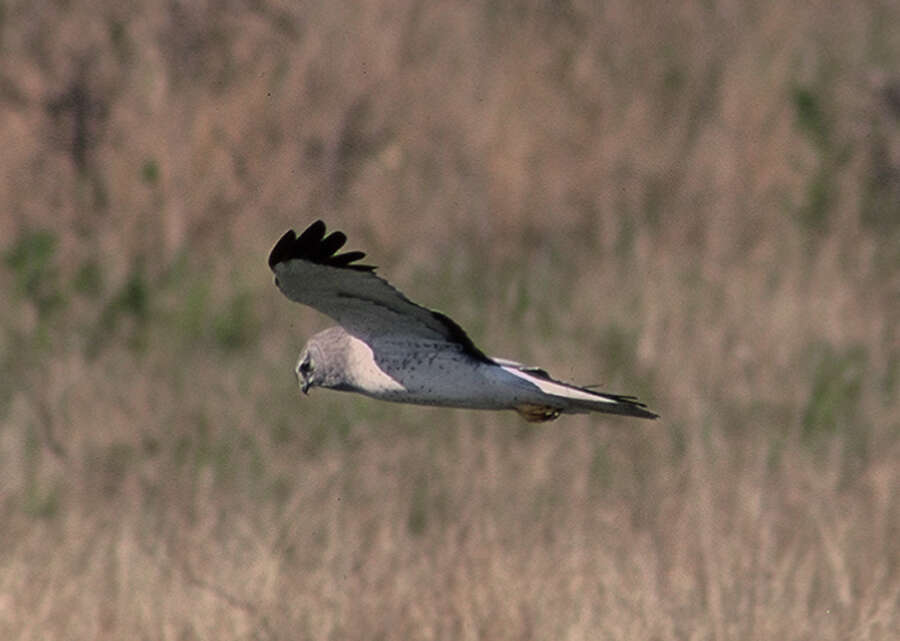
(1, 1), (898, 639)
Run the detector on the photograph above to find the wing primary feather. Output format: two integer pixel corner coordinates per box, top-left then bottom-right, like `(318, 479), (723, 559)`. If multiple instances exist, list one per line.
(317, 231), (347, 258)
(329, 250), (370, 267)
(268, 221), (375, 272)
(267, 229), (297, 269)
(297, 219), (326, 246)
(295, 221), (325, 257)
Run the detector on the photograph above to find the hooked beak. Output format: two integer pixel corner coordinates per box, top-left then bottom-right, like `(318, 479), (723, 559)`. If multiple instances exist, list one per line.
(296, 368), (311, 395)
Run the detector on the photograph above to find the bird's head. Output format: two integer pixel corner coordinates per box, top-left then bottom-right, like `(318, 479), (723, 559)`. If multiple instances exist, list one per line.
(295, 343), (320, 394)
(295, 328), (353, 395)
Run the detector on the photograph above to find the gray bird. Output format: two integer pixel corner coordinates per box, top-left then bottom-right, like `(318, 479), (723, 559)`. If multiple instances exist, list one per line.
(269, 221), (657, 422)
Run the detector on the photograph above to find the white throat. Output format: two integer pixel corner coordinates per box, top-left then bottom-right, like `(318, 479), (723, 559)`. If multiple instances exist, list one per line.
(344, 335), (406, 393)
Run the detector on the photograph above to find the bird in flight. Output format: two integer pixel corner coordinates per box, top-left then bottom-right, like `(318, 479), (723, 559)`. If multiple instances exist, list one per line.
(269, 221), (657, 422)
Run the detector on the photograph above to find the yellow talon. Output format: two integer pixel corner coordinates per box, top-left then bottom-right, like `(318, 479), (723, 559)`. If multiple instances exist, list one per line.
(515, 404), (562, 422)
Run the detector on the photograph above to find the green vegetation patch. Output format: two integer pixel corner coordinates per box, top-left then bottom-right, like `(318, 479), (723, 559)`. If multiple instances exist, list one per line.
(792, 85), (830, 150)
(4, 229), (64, 317)
(213, 291), (260, 351)
(802, 342), (867, 440)
(141, 158), (160, 186)
(88, 261), (151, 357)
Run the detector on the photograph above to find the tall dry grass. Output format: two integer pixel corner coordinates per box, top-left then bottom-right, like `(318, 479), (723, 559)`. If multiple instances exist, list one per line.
(1, 1), (898, 639)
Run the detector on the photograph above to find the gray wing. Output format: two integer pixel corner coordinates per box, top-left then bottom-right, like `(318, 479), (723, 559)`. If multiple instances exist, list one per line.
(268, 221), (491, 363)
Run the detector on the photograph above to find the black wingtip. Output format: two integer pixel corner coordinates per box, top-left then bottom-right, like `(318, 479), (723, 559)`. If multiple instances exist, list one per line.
(268, 221), (376, 272)
(268, 229), (297, 270)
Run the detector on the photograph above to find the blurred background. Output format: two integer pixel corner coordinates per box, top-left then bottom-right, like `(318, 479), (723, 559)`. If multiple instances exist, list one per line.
(1, 1), (898, 639)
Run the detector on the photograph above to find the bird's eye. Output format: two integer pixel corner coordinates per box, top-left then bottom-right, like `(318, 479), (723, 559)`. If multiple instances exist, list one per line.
(299, 358), (312, 375)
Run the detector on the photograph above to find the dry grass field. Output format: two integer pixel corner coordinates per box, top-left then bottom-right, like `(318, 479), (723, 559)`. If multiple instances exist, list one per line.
(1, 1), (898, 639)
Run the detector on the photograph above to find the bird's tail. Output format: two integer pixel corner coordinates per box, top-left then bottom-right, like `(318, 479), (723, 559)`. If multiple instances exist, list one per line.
(499, 361), (658, 421)
(561, 389), (659, 419)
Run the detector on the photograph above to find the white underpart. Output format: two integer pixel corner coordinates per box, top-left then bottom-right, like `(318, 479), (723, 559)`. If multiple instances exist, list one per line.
(346, 335), (406, 393)
(499, 364), (616, 404)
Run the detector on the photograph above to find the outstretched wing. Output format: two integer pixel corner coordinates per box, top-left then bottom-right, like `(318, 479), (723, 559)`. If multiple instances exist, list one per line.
(269, 220), (491, 363)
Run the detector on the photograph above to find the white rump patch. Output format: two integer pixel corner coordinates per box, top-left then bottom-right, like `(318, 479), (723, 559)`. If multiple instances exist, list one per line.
(500, 365), (616, 404)
(346, 335), (406, 393)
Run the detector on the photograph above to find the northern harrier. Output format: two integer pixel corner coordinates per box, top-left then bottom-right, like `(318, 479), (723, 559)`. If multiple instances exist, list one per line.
(269, 221), (657, 422)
